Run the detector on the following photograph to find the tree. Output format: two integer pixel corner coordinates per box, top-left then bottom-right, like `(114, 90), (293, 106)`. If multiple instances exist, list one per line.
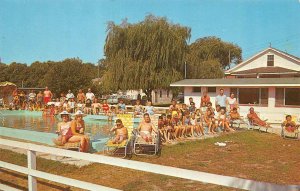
(188, 36), (242, 70)
(43, 58), (98, 97)
(2, 62), (28, 87)
(25, 61), (53, 87)
(102, 15), (191, 100)
(0, 63), (8, 82)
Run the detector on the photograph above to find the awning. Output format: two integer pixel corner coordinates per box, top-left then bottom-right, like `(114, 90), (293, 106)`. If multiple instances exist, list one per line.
(170, 78), (300, 87)
(0, 81), (16, 87)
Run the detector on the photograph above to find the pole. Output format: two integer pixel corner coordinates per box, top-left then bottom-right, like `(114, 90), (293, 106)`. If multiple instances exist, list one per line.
(184, 62), (187, 79)
(229, 50), (231, 66)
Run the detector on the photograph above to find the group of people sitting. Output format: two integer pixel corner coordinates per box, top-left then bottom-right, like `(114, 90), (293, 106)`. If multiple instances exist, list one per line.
(52, 110), (90, 152)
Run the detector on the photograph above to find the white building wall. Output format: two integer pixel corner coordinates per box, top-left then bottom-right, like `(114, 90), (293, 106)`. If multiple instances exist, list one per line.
(235, 51), (300, 72)
(184, 86), (300, 123)
(152, 89), (173, 104)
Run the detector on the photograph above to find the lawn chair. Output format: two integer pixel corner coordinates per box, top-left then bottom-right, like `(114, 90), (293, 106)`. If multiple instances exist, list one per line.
(103, 114), (134, 158)
(248, 112), (269, 132)
(281, 115), (299, 140)
(133, 115), (161, 156)
(133, 130), (160, 156)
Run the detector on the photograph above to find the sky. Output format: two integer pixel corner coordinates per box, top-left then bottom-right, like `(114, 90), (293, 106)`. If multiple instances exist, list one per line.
(0, 0), (300, 65)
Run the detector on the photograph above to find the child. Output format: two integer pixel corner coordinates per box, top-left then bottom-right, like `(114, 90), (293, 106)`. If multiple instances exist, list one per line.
(282, 115), (297, 133)
(102, 100), (110, 115)
(110, 119), (128, 144)
(218, 109), (235, 132)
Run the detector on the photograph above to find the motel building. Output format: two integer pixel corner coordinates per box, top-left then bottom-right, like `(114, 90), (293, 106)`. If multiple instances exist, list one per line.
(170, 47), (300, 123)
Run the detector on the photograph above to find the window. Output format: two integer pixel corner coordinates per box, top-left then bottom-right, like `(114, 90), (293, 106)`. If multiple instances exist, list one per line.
(285, 88), (300, 105)
(239, 88), (260, 105)
(237, 88), (268, 106)
(167, 90), (170, 98)
(267, 55), (274, 66)
(207, 87), (216, 93)
(192, 87), (201, 93)
(159, 90), (162, 98)
(276, 88), (300, 106)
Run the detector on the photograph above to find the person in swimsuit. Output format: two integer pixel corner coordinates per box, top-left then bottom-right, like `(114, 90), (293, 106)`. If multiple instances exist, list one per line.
(144, 101), (154, 115)
(77, 89), (85, 103)
(182, 111), (193, 137)
(282, 115), (298, 133)
(102, 100), (110, 114)
(110, 119), (128, 144)
(43, 86), (53, 105)
(117, 99), (126, 114)
(134, 99), (144, 116)
(69, 110), (90, 152)
(92, 98), (101, 115)
(52, 111), (72, 145)
(169, 100), (180, 117)
(247, 107), (271, 128)
(218, 109), (235, 132)
(138, 113), (157, 142)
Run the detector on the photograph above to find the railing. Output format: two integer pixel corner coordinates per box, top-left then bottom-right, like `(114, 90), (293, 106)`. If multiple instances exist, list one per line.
(1, 138), (299, 191)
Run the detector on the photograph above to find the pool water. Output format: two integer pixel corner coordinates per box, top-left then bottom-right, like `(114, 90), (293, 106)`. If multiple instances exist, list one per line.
(0, 110), (137, 142)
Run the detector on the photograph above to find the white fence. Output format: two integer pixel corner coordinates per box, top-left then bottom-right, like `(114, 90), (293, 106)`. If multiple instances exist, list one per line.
(1, 138), (299, 191)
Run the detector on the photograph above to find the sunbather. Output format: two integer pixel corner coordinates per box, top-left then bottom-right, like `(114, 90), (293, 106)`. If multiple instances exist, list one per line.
(110, 119), (128, 144)
(247, 107), (271, 128)
(282, 115), (298, 133)
(68, 110), (90, 152)
(52, 111), (72, 145)
(138, 113), (157, 142)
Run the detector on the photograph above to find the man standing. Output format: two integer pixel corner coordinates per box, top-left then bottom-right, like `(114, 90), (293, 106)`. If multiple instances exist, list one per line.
(77, 89), (85, 103)
(66, 90), (75, 100)
(86, 88), (95, 102)
(43, 86), (53, 105)
(28, 90), (36, 102)
(215, 89), (227, 111)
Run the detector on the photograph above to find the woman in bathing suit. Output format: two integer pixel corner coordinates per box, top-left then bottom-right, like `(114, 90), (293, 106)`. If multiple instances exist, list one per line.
(68, 110), (90, 152)
(52, 111), (72, 145)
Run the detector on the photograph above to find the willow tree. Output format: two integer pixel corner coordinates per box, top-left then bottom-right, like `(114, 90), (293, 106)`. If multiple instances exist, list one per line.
(102, 15), (191, 100)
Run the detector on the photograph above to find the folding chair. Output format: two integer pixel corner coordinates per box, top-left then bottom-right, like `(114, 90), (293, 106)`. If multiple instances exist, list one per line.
(133, 115), (161, 156)
(281, 115), (299, 140)
(103, 114), (134, 158)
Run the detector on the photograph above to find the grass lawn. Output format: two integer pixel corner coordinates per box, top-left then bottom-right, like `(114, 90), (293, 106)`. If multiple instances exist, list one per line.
(1, 130), (299, 190)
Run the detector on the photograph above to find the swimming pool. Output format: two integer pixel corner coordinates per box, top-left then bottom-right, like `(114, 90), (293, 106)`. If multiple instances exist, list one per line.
(0, 110), (140, 151)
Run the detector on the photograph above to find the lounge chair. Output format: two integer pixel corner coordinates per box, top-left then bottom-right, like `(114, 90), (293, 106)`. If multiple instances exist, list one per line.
(103, 114), (134, 158)
(133, 130), (160, 156)
(133, 115), (161, 156)
(248, 112), (269, 132)
(281, 115), (299, 140)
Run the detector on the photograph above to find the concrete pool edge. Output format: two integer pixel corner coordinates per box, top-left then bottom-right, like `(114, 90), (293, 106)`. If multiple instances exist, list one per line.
(0, 127), (109, 152)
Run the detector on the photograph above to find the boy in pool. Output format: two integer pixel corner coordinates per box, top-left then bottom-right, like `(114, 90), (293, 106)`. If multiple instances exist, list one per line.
(110, 119), (128, 144)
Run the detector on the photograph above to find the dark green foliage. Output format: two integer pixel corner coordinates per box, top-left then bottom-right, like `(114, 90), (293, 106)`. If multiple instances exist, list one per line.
(186, 36), (242, 79)
(102, 15), (191, 100)
(0, 59), (100, 97)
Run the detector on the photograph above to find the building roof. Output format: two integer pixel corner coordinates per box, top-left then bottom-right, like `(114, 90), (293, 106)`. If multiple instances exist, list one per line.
(230, 66), (300, 75)
(170, 78), (300, 87)
(226, 47), (300, 73)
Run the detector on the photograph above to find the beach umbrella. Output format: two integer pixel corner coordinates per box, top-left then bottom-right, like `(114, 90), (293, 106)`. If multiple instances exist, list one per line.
(0, 81), (17, 87)
(0, 81), (17, 103)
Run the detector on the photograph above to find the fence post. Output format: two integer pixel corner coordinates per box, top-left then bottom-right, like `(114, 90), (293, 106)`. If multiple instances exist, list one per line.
(27, 150), (37, 191)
